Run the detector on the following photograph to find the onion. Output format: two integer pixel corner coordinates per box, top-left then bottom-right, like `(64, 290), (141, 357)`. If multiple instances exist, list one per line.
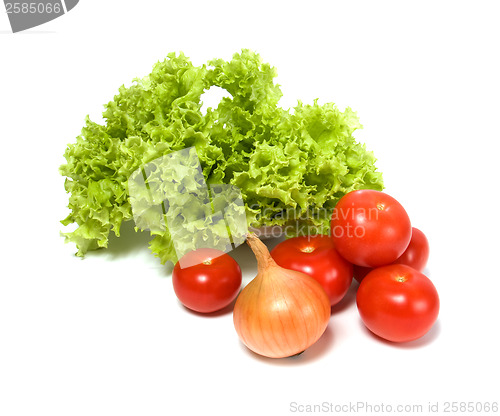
(233, 233), (331, 358)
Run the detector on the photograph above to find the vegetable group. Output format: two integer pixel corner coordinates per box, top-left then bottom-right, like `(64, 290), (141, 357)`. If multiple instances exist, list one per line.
(169, 189), (439, 353)
(58, 49), (440, 354)
(233, 234), (331, 358)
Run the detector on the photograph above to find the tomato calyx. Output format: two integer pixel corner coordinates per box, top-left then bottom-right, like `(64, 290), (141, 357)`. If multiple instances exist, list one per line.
(300, 246), (316, 253)
(395, 276), (407, 282)
(202, 259), (212, 265)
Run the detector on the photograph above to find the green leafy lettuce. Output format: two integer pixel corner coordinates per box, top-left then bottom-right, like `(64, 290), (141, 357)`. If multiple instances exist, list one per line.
(60, 50), (383, 264)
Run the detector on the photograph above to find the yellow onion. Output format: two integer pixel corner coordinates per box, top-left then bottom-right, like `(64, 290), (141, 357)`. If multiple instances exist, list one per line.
(233, 233), (331, 358)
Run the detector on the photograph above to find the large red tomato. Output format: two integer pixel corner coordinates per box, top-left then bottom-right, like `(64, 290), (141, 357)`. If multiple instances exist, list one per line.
(331, 190), (412, 267)
(172, 248), (242, 313)
(270, 235), (353, 306)
(353, 227), (430, 283)
(356, 264), (439, 342)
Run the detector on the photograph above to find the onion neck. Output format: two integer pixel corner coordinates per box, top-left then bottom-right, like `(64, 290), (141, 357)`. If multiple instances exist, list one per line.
(246, 233), (277, 274)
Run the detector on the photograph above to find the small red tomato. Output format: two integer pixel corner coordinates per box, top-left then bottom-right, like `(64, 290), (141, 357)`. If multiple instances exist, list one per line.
(270, 235), (353, 306)
(392, 227), (429, 271)
(353, 227), (430, 283)
(331, 190), (412, 267)
(356, 264), (439, 342)
(172, 248), (242, 313)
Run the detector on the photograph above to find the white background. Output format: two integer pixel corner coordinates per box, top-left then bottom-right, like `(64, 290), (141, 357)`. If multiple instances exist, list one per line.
(1, 1), (499, 415)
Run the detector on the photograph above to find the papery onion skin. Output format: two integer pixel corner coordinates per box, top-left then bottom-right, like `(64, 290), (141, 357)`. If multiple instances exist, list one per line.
(233, 234), (331, 358)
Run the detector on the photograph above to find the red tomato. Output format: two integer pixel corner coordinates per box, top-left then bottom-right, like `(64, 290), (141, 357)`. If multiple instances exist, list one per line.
(393, 227), (429, 271)
(331, 190), (412, 267)
(356, 264), (439, 342)
(172, 248), (242, 313)
(270, 235), (353, 306)
(353, 227), (430, 283)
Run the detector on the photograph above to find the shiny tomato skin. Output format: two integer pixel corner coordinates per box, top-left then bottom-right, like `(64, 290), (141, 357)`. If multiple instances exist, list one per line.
(353, 227), (430, 283)
(393, 227), (429, 271)
(356, 264), (439, 342)
(172, 248), (242, 313)
(331, 190), (412, 267)
(270, 235), (353, 306)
